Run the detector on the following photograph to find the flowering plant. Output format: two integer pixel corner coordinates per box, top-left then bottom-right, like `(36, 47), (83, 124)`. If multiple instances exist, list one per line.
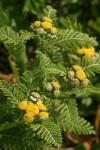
(0, 6), (100, 149)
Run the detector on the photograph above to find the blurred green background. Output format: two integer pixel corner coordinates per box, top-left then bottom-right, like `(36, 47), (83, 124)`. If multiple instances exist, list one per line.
(0, 0), (100, 149)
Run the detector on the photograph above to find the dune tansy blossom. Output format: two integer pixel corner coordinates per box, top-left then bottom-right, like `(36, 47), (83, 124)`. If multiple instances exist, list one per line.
(26, 103), (39, 116)
(33, 21), (41, 27)
(75, 70), (86, 81)
(23, 113), (34, 123)
(43, 16), (51, 22)
(50, 27), (57, 33)
(36, 101), (47, 111)
(52, 81), (61, 89)
(73, 65), (82, 71)
(41, 21), (52, 29)
(18, 101), (28, 110)
(39, 112), (48, 119)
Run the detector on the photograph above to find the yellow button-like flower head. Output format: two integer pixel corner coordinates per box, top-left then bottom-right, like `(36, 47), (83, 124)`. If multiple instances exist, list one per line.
(77, 48), (84, 55)
(73, 65), (82, 71)
(23, 113), (34, 123)
(83, 47), (95, 56)
(39, 112), (48, 119)
(33, 21), (41, 27)
(75, 70), (86, 81)
(36, 101), (47, 111)
(18, 101), (28, 110)
(41, 22), (52, 29)
(50, 27), (57, 34)
(52, 81), (61, 89)
(43, 16), (51, 22)
(26, 103), (39, 116)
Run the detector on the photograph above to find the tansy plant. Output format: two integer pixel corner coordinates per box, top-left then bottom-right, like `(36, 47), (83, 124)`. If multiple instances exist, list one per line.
(0, 6), (100, 150)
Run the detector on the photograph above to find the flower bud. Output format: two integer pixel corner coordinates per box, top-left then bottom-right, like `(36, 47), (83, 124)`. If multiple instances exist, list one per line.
(31, 92), (40, 99)
(30, 96), (37, 102)
(45, 82), (53, 91)
(36, 27), (44, 34)
(82, 79), (89, 87)
(54, 89), (60, 96)
(72, 78), (80, 86)
(68, 71), (75, 79)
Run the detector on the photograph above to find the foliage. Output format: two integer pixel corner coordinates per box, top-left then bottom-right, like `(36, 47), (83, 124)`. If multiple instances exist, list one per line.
(0, 6), (100, 150)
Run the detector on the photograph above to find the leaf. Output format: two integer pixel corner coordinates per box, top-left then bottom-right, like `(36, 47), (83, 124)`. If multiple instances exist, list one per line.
(37, 51), (67, 77)
(56, 99), (79, 131)
(0, 26), (28, 73)
(55, 29), (98, 49)
(19, 30), (34, 43)
(43, 5), (57, 22)
(30, 120), (62, 148)
(73, 117), (96, 135)
(82, 56), (100, 76)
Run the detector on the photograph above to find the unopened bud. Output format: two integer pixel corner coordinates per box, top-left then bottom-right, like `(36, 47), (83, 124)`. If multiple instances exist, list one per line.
(54, 89), (60, 96)
(30, 96), (37, 102)
(82, 79), (89, 87)
(31, 92), (40, 99)
(45, 82), (53, 91)
(68, 71), (75, 79)
(36, 27), (44, 34)
(72, 78), (80, 86)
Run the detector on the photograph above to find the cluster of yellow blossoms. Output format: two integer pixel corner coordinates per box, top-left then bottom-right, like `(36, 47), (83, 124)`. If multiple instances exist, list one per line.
(18, 94), (48, 123)
(77, 47), (95, 61)
(68, 65), (89, 87)
(45, 80), (61, 96)
(33, 16), (57, 35)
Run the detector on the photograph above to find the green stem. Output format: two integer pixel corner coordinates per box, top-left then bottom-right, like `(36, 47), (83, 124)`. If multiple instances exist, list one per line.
(0, 121), (22, 132)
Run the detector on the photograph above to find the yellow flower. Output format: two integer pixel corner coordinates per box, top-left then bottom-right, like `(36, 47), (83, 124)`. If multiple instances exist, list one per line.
(41, 21), (52, 29)
(18, 101), (28, 110)
(75, 70), (86, 81)
(77, 48), (84, 55)
(83, 47), (95, 56)
(23, 113), (34, 123)
(26, 103), (39, 116)
(33, 21), (41, 27)
(36, 101), (47, 111)
(50, 27), (57, 34)
(43, 16), (51, 22)
(39, 112), (48, 119)
(52, 81), (61, 89)
(73, 65), (82, 71)
(82, 79), (89, 87)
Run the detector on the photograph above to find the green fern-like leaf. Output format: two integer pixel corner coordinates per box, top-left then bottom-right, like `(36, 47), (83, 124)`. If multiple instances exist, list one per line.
(82, 56), (100, 76)
(0, 26), (28, 73)
(30, 120), (62, 148)
(0, 80), (18, 104)
(55, 29), (98, 49)
(73, 117), (96, 135)
(37, 51), (67, 77)
(0, 26), (19, 46)
(19, 30), (34, 43)
(56, 99), (79, 131)
(43, 5), (57, 22)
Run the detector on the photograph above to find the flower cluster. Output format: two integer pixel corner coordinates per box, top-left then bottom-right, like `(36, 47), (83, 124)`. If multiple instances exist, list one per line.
(32, 16), (57, 36)
(68, 65), (89, 87)
(45, 80), (61, 96)
(18, 94), (48, 123)
(77, 47), (95, 60)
